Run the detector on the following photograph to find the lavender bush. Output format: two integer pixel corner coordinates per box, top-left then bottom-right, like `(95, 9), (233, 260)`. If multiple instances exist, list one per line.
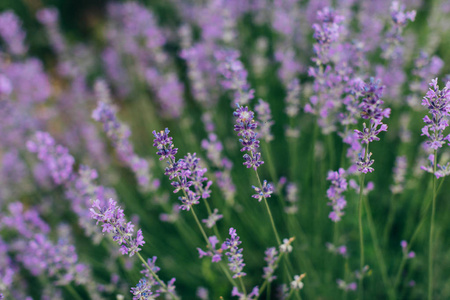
(0, 0), (450, 299)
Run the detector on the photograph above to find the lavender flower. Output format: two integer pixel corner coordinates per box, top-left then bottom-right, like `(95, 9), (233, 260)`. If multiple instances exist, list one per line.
(337, 279), (357, 292)
(233, 105), (264, 170)
(326, 168), (348, 222)
(130, 278), (156, 300)
(284, 183), (299, 214)
(400, 240), (415, 259)
(232, 286), (259, 300)
(326, 243), (348, 258)
(284, 79), (301, 137)
(311, 7), (344, 64)
(26, 132), (75, 185)
(216, 49), (254, 106)
(202, 209), (223, 228)
(262, 247), (279, 282)
(421, 78), (450, 151)
(224, 228), (246, 278)
(354, 78), (390, 173)
(153, 129), (212, 211)
(90, 198), (145, 257)
(36, 8), (66, 55)
(197, 236), (224, 263)
(0, 11), (27, 55)
(255, 99), (274, 142)
(382, 1), (416, 60)
(252, 180), (274, 202)
(391, 156), (407, 194)
(93, 80), (155, 191)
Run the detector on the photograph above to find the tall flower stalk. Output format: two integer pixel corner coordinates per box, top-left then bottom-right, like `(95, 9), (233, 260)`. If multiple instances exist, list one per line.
(420, 78), (450, 300)
(354, 78), (390, 299)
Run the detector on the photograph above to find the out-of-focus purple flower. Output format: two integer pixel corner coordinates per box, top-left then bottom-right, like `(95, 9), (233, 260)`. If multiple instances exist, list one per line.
(231, 285), (259, 299)
(0, 11), (27, 55)
(252, 180), (274, 202)
(262, 247), (279, 282)
(224, 228), (246, 278)
(400, 240), (415, 259)
(4, 59), (51, 103)
(337, 279), (357, 291)
(216, 49), (254, 106)
(311, 7), (344, 64)
(382, 1), (416, 61)
(27, 132), (75, 185)
(410, 52), (444, 97)
(36, 8), (66, 55)
(326, 242), (348, 258)
(255, 99), (274, 142)
(93, 80), (155, 191)
(202, 208), (223, 228)
(284, 182), (299, 214)
(233, 105), (264, 170)
(90, 198), (145, 257)
(66, 165), (117, 243)
(391, 156), (407, 194)
(196, 287), (209, 300)
(326, 168), (347, 222)
(197, 236), (224, 263)
(285, 78), (301, 119)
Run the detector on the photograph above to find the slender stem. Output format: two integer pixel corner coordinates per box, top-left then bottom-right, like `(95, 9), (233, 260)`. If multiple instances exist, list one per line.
(255, 169), (281, 245)
(363, 195), (395, 300)
(191, 208), (210, 244)
(428, 150), (437, 300)
(239, 277), (247, 296)
(382, 194), (397, 246)
(65, 285), (83, 300)
(358, 143), (369, 300)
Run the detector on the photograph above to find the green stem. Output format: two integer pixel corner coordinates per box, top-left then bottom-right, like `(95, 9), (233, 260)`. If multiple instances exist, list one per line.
(65, 285), (83, 300)
(255, 170), (281, 245)
(428, 150), (437, 300)
(363, 195), (395, 300)
(239, 277), (247, 296)
(358, 143), (369, 300)
(382, 194), (397, 246)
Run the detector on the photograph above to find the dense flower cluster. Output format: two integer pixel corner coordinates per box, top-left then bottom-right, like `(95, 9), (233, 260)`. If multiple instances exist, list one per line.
(354, 78), (390, 173)
(153, 128), (213, 211)
(26, 131), (75, 185)
(224, 228), (246, 278)
(233, 105), (264, 170)
(254, 99), (274, 142)
(390, 156), (408, 194)
(90, 198), (145, 256)
(0, 10), (27, 55)
(216, 49), (254, 106)
(311, 7), (344, 64)
(262, 247), (279, 282)
(326, 168), (348, 222)
(93, 80), (154, 191)
(421, 78), (450, 150)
